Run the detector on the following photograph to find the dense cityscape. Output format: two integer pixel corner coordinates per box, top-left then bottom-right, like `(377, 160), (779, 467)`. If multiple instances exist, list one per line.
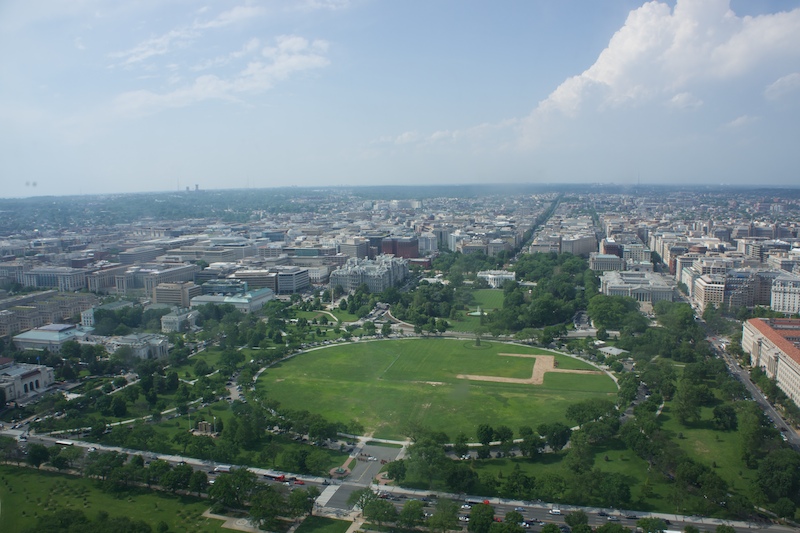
(1, 185), (800, 533)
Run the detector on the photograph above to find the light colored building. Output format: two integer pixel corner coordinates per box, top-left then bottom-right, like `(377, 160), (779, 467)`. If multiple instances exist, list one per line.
(477, 270), (516, 288)
(190, 287), (275, 313)
(693, 274), (725, 313)
(0, 357), (55, 402)
(23, 267), (89, 292)
(104, 333), (169, 360)
(330, 255), (409, 293)
(589, 253), (625, 272)
(275, 266), (310, 294)
(600, 271), (677, 303)
(161, 308), (199, 333)
(153, 282), (202, 307)
(743, 318), (800, 402)
(772, 273), (800, 315)
(12, 323), (93, 352)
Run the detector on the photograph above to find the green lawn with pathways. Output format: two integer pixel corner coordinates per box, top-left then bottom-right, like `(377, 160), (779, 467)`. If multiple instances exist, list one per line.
(257, 338), (616, 440)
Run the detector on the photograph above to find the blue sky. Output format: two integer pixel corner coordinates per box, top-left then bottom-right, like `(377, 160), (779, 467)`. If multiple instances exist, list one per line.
(1, 0), (799, 198)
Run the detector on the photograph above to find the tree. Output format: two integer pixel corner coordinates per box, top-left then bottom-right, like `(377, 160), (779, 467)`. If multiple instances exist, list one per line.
(381, 322), (393, 337)
(594, 524), (628, 533)
(637, 517), (667, 533)
(398, 499), (426, 529)
(250, 485), (286, 530)
(715, 527), (736, 533)
(468, 503), (495, 533)
(712, 404), (738, 431)
(26, 443), (49, 469)
(386, 460), (406, 482)
(288, 488), (318, 518)
(757, 448), (800, 502)
(428, 499), (459, 533)
(364, 498), (399, 527)
(505, 511), (524, 525)
(477, 424), (494, 446)
(209, 468), (257, 509)
(406, 438), (449, 488)
(348, 488), (378, 512)
(537, 422), (572, 451)
(541, 525), (561, 533)
(773, 497), (797, 519)
(564, 510), (588, 528)
(189, 470), (208, 496)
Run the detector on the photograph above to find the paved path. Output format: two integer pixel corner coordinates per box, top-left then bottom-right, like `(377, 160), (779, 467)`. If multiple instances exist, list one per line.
(458, 353), (603, 385)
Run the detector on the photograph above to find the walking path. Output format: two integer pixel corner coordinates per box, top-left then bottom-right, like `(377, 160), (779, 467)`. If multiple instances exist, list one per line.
(457, 353), (603, 385)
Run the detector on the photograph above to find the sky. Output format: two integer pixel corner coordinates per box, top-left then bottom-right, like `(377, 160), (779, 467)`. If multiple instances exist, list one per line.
(1, 0), (799, 198)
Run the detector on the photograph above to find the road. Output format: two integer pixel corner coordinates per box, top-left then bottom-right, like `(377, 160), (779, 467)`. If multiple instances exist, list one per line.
(3, 429), (794, 533)
(708, 336), (800, 450)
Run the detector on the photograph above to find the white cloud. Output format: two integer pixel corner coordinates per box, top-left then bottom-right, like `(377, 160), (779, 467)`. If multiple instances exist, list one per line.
(295, 0), (351, 12)
(764, 72), (800, 100)
(394, 131), (419, 145)
(667, 92), (703, 109)
(110, 28), (196, 67)
(725, 114), (759, 129)
(191, 38), (261, 71)
(113, 35), (330, 116)
(536, 0), (800, 117)
(193, 4), (266, 30)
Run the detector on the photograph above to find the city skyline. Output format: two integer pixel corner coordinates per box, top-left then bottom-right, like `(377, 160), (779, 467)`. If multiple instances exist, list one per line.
(1, 0), (799, 198)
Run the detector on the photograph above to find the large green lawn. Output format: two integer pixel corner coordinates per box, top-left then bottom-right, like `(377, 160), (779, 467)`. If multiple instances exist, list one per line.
(471, 289), (505, 311)
(257, 339), (616, 440)
(0, 465), (222, 532)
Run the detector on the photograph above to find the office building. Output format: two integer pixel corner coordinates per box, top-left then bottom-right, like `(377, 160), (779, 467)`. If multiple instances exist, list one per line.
(743, 318), (800, 402)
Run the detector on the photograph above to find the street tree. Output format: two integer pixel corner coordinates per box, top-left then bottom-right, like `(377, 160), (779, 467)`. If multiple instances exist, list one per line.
(398, 499), (426, 529)
(348, 488), (378, 512)
(26, 444), (50, 469)
(564, 510), (588, 527)
(468, 503), (495, 533)
(636, 517), (667, 533)
(428, 499), (459, 533)
(249, 485), (286, 530)
(364, 499), (398, 527)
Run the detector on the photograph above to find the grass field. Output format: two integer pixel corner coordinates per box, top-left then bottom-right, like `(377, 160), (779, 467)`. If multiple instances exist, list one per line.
(257, 339), (616, 440)
(0, 465), (222, 532)
(295, 516), (351, 533)
(471, 289), (505, 311)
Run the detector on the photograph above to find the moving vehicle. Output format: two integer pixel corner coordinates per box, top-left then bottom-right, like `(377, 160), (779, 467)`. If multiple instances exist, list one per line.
(214, 465), (232, 473)
(55, 440), (75, 446)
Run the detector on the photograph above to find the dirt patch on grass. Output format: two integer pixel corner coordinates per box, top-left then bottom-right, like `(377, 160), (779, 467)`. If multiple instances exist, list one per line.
(457, 353), (602, 385)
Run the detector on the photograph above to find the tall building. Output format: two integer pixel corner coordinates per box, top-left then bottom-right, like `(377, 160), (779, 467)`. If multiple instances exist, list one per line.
(381, 236), (419, 259)
(772, 273), (800, 315)
(338, 239), (368, 259)
(153, 282), (202, 307)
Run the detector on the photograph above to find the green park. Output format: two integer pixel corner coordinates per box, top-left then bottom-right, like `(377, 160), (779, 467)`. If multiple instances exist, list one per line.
(257, 338), (617, 440)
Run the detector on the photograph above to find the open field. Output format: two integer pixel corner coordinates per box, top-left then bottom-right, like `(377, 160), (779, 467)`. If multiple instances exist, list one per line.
(257, 339), (616, 440)
(471, 289), (505, 311)
(295, 516), (352, 533)
(0, 465), (222, 532)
